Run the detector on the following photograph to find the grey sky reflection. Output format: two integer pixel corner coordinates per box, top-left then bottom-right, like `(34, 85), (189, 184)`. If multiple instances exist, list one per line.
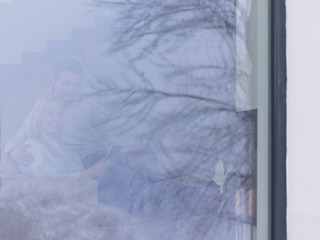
(0, 0), (257, 239)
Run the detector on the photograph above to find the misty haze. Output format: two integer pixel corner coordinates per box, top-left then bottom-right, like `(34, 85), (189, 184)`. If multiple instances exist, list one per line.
(0, 0), (257, 239)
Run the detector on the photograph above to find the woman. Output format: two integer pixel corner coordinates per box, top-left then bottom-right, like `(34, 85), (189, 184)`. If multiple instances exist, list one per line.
(5, 94), (109, 177)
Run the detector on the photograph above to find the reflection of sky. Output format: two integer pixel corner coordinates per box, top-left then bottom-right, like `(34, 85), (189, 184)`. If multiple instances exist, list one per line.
(0, 0), (114, 64)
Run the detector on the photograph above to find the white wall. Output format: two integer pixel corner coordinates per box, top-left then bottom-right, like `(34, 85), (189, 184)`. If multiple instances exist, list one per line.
(287, 0), (320, 239)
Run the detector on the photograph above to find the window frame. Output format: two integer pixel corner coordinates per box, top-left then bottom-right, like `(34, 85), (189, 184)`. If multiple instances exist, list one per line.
(256, 0), (287, 239)
(271, 0), (287, 240)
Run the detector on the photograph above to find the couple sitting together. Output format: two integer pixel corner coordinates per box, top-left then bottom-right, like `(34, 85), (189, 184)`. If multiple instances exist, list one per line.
(6, 94), (109, 177)
(3, 58), (222, 219)
(3, 58), (110, 177)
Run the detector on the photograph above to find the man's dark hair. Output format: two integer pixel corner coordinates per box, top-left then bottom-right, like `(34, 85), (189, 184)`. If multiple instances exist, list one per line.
(54, 58), (83, 78)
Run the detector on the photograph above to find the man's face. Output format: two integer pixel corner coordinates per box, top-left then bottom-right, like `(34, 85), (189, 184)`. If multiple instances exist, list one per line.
(52, 71), (82, 102)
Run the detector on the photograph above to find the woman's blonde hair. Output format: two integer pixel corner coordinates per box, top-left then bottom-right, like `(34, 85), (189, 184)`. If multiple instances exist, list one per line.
(17, 94), (63, 139)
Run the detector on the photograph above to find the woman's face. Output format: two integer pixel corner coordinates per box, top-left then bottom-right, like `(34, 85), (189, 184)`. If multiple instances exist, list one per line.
(39, 100), (63, 136)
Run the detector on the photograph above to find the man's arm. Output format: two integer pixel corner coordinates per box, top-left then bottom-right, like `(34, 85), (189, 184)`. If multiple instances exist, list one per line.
(0, 152), (21, 174)
(4, 137), (34, 167)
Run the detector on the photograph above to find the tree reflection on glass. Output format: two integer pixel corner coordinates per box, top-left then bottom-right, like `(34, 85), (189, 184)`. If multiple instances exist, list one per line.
(88, 0), (257, 239)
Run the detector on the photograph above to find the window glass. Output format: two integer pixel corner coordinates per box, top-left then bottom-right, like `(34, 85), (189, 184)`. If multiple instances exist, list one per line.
(0, 1), (269, 239)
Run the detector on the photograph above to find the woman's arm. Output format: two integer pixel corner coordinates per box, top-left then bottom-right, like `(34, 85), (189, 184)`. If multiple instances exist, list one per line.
(80, 158), (110, 178)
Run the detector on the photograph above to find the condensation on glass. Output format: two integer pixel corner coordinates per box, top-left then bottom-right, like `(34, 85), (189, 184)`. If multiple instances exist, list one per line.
(0, 0), (267, 239)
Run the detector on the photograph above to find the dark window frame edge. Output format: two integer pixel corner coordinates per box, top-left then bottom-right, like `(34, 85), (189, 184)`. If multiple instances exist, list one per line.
(271, 0), (287, 240)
